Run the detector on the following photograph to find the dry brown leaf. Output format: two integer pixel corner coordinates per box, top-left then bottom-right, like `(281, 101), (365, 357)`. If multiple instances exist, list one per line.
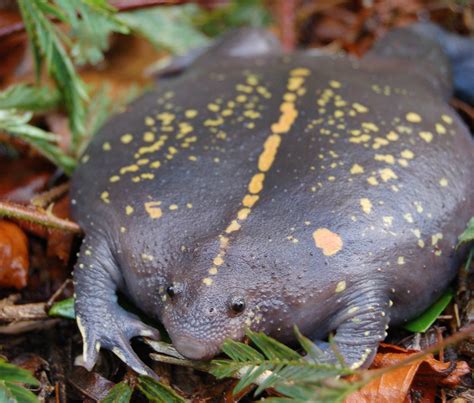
(0, 219), (29, 288)
(345, 344), (470, 403)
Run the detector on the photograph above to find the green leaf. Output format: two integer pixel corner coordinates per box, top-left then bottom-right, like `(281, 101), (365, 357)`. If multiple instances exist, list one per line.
(4, 382), (39, 403)
(247, 331), (301, 361)
(136, 376), (185, 403)
(54, 0), (129, 66)
(0, 360), (39, 386)
(101, 381), (133, 403)
(193, 0), (271, 37)
(220, 338), (264, 362)
(48, 297), (75, 320)
(17, 0), (88, 148)
(0, 381), (16, 403)
(458, 217), (474, 246)
(404, 288), (454, 333)
(0, 84), (60, 111)
(118, 5), (209, 54)
(0, 109), (76, 175)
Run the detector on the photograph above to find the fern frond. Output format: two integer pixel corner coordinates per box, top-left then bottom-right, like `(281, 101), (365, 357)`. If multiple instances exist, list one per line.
(210, 331), (356, 400)
(17, 0), (88, 149)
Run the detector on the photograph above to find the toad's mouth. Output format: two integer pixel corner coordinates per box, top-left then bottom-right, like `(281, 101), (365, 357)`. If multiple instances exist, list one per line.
(170, 333), (225, 361)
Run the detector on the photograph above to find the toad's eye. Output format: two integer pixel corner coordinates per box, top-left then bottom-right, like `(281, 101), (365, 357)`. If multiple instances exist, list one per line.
(230, 296), (246, 315)
(166, 285), (176, 298)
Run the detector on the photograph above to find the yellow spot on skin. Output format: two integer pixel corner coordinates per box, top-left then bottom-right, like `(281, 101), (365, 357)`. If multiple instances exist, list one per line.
(237, 208), (251, 220)
(397, 256), (405, 265)
(367, 176), (379, 186)
(419, 131), (433, 143)
(411, 229), (421, 238)
(208, 103), (219, 112)
(386, 131), (399, 141)
(374, 154), (395, 164)
(225, 220), (241, 234)
(213, 256), (224, 266)
(329, 80), (341, 88)
(125, 205), (134, 215)
(185, 109), (198, 118)
(360, 198), (372, 214)
(379, 168), (398, 182)
(432, 233), (443, 246)
(209, 267), (218, 275)
(120, 227), (126, 233)
(203, 278), (213, 286)
(335, 281), (346, 293)
(352, 103), (368, 113)
(349, 134), (371, 143)
(186, 203), (193, 208)
(248, 173), (265, 194)
(362, 122), (379, 132)
(383, 216), (393, 226)
(110, 175), (120, 183)
(144, 201), (162, 219)
(169, 204), (178, 211)
(291, 68), (310, 76)
(143, 132), (155, 142)
(439, 177), (448, 187)
(258, 134), (281, 172)
(142, 254), (154, 262)
(403, 213), (414, 223)
(120, 164), (139, 174)
(350, 164), (364, 174)
(441, 114), (453, 125)
(400, 149), (414, 159)
(188, 156), (197, 161)
(242, 194), (259, 208)
(150, 161), (161, 169)
(406, 112), (422, 123)
(435, 123), (446, 134)
(398, 159), (408, 167)
(145, 116), (155, 126)
(121, 134), (133, 144)
(287, 77), (304, 91)
(102, 142), (111, 151)
(313, 228), (343, 256)
(271, 102), (298, 134)
(418, 239), (425, 248)
(100, 191), (110, 204)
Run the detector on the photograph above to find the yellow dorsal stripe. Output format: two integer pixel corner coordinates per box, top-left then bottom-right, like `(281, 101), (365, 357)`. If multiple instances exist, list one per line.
(204, 67), (310, 282)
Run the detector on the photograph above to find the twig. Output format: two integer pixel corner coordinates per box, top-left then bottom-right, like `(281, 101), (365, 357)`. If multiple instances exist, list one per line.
(0, 301), (48, 321)
(110, 0), (188, 12)
(276, 0), (296, 51)
(0, 200), (82, 234)
(46, 279), (73, 311)
(31, 183), (70, 208)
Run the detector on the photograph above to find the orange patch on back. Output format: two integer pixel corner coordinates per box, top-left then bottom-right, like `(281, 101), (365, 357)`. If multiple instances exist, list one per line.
(313, 228), (343, 256)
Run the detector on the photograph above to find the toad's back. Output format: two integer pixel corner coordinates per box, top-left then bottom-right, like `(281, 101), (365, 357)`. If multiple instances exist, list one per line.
(70, 26), (474, 375)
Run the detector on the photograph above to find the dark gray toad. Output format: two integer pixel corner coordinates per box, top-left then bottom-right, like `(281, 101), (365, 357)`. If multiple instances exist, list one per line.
(71, 24), (474, 376)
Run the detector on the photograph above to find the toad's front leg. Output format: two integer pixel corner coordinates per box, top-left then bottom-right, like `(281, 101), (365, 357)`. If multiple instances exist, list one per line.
(73, 234), (161, 378)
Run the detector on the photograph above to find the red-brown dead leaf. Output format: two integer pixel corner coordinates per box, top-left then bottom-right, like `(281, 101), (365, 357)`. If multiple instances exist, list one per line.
(0, 157), (54, 203)
(47, 194), (73, 262)
(345, 344), (470, 403)
(0, 220), (29, 289)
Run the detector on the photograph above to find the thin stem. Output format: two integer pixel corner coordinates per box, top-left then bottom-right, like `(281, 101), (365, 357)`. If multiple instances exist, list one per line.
(0, 200), (82, 234)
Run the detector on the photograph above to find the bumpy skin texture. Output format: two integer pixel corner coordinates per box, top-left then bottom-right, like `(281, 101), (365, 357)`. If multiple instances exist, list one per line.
(71, 25), (474, 376)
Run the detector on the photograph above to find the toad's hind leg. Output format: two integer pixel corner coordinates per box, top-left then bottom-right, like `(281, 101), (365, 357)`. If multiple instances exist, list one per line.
(73, 235), (160, 378)
(309, 287), (390, 369)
